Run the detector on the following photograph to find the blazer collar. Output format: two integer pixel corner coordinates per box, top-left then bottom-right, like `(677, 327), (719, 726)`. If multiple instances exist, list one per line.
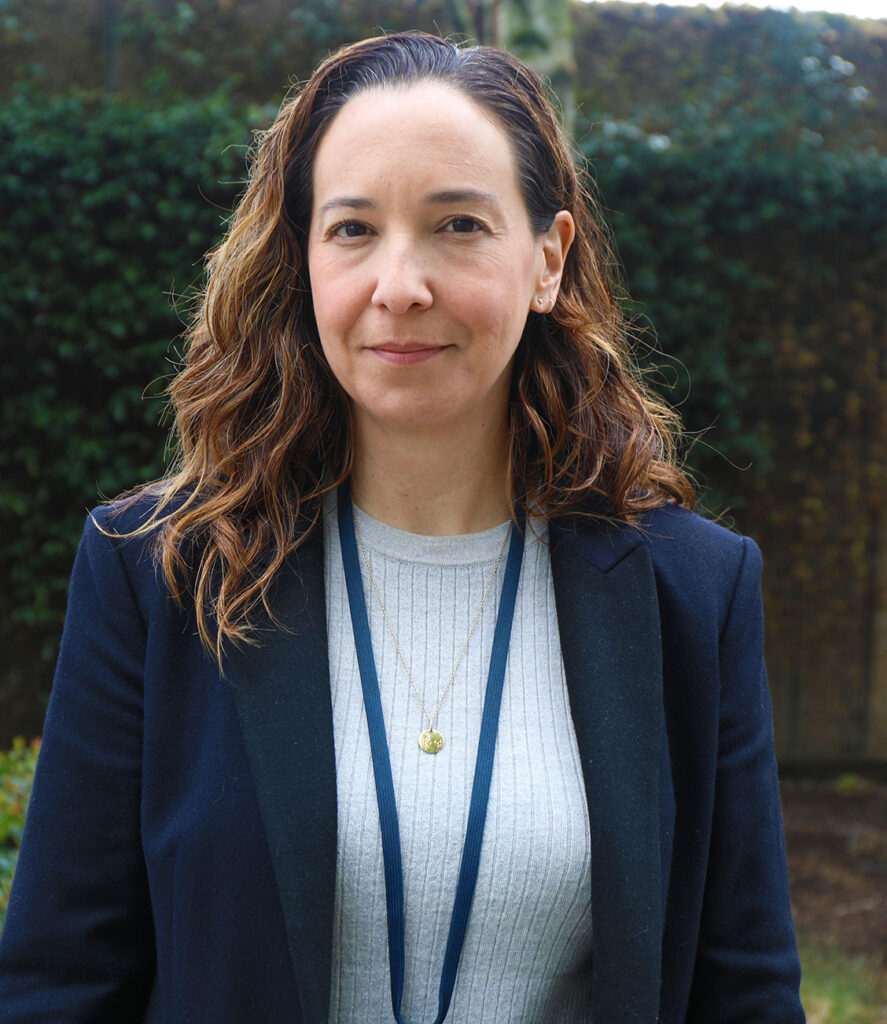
(231, 512), (664, 1024)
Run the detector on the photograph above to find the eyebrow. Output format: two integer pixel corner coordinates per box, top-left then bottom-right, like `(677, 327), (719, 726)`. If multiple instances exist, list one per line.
(317, 189), (501, 214)
(425, 189), (500, 206)
(317, 196), (377, 214)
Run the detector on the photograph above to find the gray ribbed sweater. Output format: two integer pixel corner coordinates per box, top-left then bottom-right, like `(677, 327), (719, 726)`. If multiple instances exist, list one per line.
(323, 496), (593, 1023)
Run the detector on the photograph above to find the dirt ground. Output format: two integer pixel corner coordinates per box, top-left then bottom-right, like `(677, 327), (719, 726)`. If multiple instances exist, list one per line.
(781, 775), (887, 977)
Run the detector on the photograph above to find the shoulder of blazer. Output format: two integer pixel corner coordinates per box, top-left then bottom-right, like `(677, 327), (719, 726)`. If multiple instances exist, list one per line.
(550, 500), (746, 570)
(549, 501), (758, 631)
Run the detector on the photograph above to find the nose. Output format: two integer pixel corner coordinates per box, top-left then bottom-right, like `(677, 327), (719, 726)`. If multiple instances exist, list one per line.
(370, 237), (433, 314)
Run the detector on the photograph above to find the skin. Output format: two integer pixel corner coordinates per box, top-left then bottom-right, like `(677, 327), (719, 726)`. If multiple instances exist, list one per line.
(308, 81), (574, 534)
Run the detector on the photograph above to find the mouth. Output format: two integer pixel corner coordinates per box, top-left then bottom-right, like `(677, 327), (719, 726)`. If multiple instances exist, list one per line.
(367, 342), (449, 365)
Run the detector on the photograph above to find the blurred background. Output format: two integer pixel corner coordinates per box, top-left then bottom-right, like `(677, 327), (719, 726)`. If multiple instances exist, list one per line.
(0, 0), (885, 1016)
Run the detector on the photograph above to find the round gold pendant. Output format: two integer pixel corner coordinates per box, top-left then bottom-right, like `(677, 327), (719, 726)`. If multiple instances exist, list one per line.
(419, 729), (444, 754)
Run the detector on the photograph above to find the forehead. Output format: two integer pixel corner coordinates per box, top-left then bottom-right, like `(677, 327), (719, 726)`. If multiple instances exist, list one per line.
(311, 81), (521, 197)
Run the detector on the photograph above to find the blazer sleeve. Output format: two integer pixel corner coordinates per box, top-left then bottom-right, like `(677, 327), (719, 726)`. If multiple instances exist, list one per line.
(687, 536), (805, 1022)
(0, 510), (155, 1021)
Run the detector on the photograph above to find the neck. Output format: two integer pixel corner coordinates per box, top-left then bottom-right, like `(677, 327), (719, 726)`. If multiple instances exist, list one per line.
(350, 416), (511, 535)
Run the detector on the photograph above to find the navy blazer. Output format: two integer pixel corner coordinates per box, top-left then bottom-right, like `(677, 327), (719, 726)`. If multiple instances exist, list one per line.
(0, 499), (804, 1023)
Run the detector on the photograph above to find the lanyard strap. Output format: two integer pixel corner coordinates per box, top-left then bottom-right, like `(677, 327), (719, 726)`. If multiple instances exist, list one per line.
(338, 482), (525, 1024)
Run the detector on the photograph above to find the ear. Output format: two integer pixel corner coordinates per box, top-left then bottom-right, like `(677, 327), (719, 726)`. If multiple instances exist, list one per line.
(532, 211), (575, 312)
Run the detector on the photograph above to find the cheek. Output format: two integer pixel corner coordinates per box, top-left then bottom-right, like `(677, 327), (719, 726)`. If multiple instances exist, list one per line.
(474, 248), (536, 312)
(309, 260), (362, 349)
(460, 272), (532, 351)
(308, 288), (351, 389)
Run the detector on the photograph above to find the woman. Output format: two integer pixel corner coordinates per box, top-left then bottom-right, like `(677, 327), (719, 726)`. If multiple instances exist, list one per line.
(0, 31), (804, 1024)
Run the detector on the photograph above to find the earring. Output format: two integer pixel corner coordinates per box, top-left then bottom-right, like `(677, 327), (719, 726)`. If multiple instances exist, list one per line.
(536, 296), (546, 310)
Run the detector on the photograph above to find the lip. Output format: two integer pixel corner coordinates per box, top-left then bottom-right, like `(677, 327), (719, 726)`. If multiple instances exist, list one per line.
(367, 342), (449, 365)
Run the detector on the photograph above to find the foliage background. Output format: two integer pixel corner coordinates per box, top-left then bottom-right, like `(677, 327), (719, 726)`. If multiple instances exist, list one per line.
(0, 738), (39, 930)
(0, 0), (885, 761)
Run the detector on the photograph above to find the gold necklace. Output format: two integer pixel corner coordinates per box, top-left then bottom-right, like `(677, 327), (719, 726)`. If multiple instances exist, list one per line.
(351, 507), (512, 754)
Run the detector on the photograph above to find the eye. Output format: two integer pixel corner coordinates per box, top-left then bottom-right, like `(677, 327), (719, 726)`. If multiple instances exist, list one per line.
(329, 221), (370, 239)
(443, 216), (484, 234)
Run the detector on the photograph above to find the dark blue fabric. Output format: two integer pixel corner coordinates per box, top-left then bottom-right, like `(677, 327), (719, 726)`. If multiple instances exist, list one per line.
(0, 498), (805, 1024)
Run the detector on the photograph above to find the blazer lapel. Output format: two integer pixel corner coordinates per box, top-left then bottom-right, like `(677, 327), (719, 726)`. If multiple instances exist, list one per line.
(227, 524), (336, 1024)
(550, 515), (664, 1024)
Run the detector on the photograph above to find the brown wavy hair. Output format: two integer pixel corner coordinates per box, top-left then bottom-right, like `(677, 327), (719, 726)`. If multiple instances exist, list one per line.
(114, 31), (694, 662)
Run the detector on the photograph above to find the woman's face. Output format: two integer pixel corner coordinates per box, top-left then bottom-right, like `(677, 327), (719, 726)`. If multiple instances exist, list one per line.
(307, 81), (571, 439)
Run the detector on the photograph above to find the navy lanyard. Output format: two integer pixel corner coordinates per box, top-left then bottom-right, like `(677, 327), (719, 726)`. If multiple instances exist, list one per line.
(337, 482), (525, 1024)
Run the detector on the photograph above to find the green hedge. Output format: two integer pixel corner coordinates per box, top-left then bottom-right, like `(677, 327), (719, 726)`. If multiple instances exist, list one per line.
(0, 89), (254, 731)
(580, 119), (887, 492)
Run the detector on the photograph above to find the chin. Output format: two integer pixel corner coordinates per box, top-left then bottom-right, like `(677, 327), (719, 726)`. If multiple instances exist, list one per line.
(357, 397), (464, 433)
